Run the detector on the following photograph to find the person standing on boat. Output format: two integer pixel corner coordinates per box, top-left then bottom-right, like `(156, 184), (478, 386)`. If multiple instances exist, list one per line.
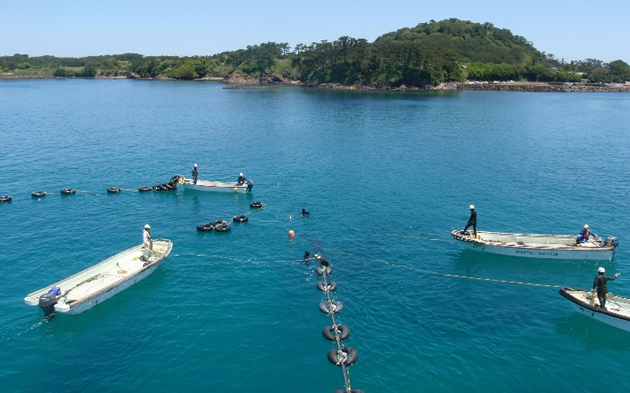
(462, 205), (477, 238)
(143, 224), (153, 261)
(577, 224), (598, 244)
(592, 267), (620, 309)
(237, 172), (247, 185)
(191, 164), (199, 185)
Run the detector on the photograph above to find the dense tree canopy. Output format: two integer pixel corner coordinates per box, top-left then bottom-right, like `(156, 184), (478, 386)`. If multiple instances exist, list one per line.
(1, 19), (629, 87)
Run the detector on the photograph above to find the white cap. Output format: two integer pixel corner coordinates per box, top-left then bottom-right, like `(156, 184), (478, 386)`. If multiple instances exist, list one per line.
(469, 205), (475, 210)
(240, 173), (243, 176)
(144, 224), (151, 229)
(194, 164), (197, 167)
(584, 224), (589, 229)
(598, 267), (605, 273)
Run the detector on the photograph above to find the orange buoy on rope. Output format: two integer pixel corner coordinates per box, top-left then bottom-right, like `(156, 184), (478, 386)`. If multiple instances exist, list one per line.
(288, 229), (295, 238)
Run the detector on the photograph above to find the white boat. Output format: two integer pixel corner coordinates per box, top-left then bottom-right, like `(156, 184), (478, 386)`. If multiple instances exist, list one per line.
(559, 287), (630, 332)
(24, 239), (173, 318)
(450, 230), (618, 260)
(176, 175), (253, 193)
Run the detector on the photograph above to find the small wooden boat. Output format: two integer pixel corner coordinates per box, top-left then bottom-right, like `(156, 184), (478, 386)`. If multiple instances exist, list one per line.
(450, 230), (618, 260)
(24, 239), (173, 318)
(176, 175), (253, 193)
(559, 287), (630, 332)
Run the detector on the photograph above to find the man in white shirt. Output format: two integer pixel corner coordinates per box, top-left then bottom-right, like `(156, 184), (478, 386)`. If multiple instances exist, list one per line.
(143, 224), (153, 261)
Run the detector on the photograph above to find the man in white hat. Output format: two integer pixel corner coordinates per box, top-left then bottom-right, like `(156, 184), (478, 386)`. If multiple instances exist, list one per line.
(142, 224), (153, 261)
(576, 224), (598, 244)
(191, 164), (199, 184)
(592, 267), (620, 309)
(237, 172), (246, 185)
(462, 205), (477, 238)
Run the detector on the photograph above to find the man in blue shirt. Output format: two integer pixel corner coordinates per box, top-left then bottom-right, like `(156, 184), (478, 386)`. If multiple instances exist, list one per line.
(577, 224), (598, 243)
(191, 164), (199, 184)
(463, 205), (477, 237)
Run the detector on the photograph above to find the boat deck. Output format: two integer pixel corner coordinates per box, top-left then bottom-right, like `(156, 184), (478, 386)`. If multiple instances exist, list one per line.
(180, 177), (250, 192)
(192, 179), (241, 188)
(24, 240), (172, 311)
(63, 254), (146, 304)
(450, 230), (616, 260)
(452, 230), (607, 250)
(561, 288), (630, 320)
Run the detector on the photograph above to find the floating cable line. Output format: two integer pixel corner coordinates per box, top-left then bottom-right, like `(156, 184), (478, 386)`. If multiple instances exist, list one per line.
(342, 252), (561, 289)
(172, 253), (305, 264)
(383, 233), (448, 242)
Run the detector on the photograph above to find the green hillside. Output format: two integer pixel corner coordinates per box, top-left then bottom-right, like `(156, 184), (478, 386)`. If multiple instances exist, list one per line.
(376, 19), (546, 65)
(2, 19), (628, 87)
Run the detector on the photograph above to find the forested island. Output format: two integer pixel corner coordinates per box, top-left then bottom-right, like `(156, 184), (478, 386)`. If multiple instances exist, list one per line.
(2, 19), (629, 90)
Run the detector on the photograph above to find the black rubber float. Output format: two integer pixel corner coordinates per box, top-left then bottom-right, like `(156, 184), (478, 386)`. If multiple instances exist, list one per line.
(322, 325), (350, 341)
(327, 347), (358, 367)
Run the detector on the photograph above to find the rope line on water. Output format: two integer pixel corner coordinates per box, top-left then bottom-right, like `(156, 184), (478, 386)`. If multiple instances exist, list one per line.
(337, 251), (560, 289)
(384, 233), (448, 242)
(174, 251), (559, 289)
(172, 253), (303, 264)
(374, 257), (561, 288)
(227, 204), (264, 224)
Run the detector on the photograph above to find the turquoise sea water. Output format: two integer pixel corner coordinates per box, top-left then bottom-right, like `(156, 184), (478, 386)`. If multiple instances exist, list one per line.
(1, 79), (630, 392)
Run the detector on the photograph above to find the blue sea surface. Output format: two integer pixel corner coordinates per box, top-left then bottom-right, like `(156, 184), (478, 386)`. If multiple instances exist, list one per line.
(1, 79), (630, 392)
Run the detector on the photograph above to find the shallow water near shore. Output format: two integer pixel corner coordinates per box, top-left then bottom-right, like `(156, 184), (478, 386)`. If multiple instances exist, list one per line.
(1, 79), (630, 392)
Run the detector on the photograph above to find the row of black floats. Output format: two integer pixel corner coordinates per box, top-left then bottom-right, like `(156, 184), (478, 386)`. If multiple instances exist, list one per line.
(316, 255), (364, 393)
(5, 175), (183, 201)
(147, 175), (180, 192)
(113, 175), (182, 193)
(195, 201), (264, 233)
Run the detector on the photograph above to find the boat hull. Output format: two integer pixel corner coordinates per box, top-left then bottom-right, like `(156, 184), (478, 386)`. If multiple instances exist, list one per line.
(451, 230), (616, 260)
(24, 239), (172, 315)
(559, 287), (630, 333)
(180, 177), (250, 193)
(55, 263), (160, 315)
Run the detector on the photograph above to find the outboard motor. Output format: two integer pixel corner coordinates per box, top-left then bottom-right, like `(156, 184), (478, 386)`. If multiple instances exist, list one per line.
(605, 237), (619, 249)
(39, 292), (58, 320)
(246, 180), (254, 192)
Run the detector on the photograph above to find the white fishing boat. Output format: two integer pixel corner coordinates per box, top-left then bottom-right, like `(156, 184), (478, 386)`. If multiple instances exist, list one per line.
(559, 287), (630, 332)
(450, 230), (618, 260)
(24, 239), (173, 318)
(176, 175), (253, 193)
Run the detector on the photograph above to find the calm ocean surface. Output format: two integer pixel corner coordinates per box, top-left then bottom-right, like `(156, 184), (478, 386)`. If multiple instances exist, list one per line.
(1, 79), (630, 392)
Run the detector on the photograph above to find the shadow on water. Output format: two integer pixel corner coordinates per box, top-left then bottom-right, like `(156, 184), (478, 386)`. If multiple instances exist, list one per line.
(301, 231), (325, 255)
(190, 194), (201, 216)
(451, 249), (619, 275)
(555, 313), (630, 350)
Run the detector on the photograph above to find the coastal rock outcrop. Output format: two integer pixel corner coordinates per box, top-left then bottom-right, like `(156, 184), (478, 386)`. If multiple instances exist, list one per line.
(457, 82), (630, 93)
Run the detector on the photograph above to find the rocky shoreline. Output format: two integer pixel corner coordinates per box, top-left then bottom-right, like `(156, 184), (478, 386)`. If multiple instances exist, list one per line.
(455, 82), (630, 93)
(3, 73), (629, 92)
